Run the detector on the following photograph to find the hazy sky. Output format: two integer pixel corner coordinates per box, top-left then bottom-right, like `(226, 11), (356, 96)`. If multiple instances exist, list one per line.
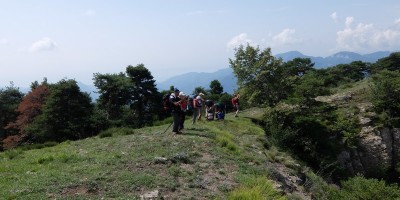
(1, 0), (400, 88)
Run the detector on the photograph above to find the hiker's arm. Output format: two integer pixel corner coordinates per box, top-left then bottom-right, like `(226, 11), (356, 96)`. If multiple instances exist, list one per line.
(173, 100), (182, 106)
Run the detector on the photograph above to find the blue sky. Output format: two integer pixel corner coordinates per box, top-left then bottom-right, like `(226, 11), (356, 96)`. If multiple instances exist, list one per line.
(1, 0), (400, 88)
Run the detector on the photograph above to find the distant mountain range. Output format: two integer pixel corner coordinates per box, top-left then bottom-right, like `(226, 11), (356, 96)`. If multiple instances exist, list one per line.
(8, 50), (394, 99)
(156, 68), (237, 95)
(157, 51), (393, 95)
(275, 51), (392, 68)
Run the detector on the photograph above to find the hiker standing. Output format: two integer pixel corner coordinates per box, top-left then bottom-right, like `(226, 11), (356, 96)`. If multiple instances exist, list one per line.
(178, 92), (188, 131)
(195, 93), (204, 122)
(170, 88), (182, 134)
(191, 95), (198, 124)
(232, 93), (240, 117)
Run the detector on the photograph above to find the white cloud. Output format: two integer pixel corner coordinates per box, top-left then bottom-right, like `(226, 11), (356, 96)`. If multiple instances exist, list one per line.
(29, 37), (57, 52)
(336, 17), (400, 52)
(272, 28), (300, 46)
(331, 12), (338, 23)
(85, 9), (96, 17)
(395, 18), (400, 25)
(345, 16), (354, 28)
(227, 33), (255, 49)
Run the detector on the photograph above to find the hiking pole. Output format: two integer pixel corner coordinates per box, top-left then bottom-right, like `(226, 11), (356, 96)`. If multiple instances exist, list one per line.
(162, 122), (173, 134)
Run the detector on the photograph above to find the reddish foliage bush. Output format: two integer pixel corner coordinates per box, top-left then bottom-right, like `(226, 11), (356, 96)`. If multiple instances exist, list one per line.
(2, 135), (26, 150)
(5, 85), (50, 135)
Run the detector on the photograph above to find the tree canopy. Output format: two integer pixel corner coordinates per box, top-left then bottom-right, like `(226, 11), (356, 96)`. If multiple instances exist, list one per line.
(0, 84), (24, 140)
(93, 64), (160, 127)
(229, 44), (315, 106)
(26, 79), (94, 142)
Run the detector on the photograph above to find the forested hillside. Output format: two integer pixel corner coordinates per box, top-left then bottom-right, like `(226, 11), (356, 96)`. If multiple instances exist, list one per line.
(230, 45), (400, 183)
(1, 45), (400, 199)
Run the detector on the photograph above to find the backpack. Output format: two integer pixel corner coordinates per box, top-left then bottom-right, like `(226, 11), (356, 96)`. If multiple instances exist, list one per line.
(205, 100), (214, 107)
(206, 112), (214, 120)
(195, 96), (202, 107)
(216, 111), (225, 120)
(162, 93), (171, 113)
(187, 96), (194, 111)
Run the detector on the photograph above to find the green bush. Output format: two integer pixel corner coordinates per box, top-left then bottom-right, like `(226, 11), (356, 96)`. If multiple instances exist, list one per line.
(98, 127), (136, 138)
(328, 176), (400, 200)
(371, 70), (400, 126)
(18, 141), (58, 151)
(98, 131), (113, 138)
(4, 149), (23, 160)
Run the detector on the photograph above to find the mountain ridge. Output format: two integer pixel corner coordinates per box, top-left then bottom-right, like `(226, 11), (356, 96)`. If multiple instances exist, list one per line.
(156, 68), (237, 94)
(275, 50), (392, 67)
(6, 51), (393, 98)
(157, 50), (393, 94)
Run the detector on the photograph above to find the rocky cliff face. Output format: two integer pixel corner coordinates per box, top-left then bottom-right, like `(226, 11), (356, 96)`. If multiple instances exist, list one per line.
(338, 127), (400, 177)
(317, 90), (400, 179)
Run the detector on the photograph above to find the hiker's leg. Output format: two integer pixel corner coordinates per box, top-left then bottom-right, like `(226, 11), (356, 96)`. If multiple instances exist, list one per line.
(180, 112), (186, 130)
(192, 109), (198, 124)
(234, 104), (239, 117)
(172, 112), (180, 132)
(197, 108), (202, 121)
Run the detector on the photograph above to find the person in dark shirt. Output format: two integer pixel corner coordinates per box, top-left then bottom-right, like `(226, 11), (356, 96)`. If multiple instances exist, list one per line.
(169, 88), (182, 134)
(178, 92), (188, 131)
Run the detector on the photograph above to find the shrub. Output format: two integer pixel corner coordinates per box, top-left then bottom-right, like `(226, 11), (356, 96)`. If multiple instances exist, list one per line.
(371, 70), (400, 126)
(4, 149), (23, 160)
(171, 152), (192, 164)
(98, 131), (113, 138)
(228, 176), (286, 200)
(328, 176), (400, 200)
(37, 155), (55, 164)
(98, 127), (136, 138)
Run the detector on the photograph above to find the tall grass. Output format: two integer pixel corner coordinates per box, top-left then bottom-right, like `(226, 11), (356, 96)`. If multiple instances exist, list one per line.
(228, 176), (286, 200)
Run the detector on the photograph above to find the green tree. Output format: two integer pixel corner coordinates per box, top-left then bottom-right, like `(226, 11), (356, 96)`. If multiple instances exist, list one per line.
(218, 93), (233, 112)
(323, 61), (371, 86)
(229, 44), (296, 106)
(26, 79), (94, 142)
(94, 64), (160, 127)
(371, 70), (400, 125)
(125, 64), (160, 127)
(209, 80), (223, 95)
(93, 72), (131, 121)
(192, 86), (207, 96)
(284, 57), (315, 77)
(373, 52), (400, 73)
(290, 71), (330, 105)
(0, 83), (24, 150)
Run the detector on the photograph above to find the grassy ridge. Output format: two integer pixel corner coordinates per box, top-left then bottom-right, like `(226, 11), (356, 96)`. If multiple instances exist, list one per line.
(0, 109), (286, 199)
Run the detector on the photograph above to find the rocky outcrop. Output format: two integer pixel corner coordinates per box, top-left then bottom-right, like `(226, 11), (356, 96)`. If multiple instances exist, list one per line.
(318, 90), (400, 178)
(342, 104), (398, 177)
(338, 127), (400, 177)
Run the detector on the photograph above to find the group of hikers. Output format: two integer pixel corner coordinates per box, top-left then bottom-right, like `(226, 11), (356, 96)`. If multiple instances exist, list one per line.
(166, 88), (240, 134)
